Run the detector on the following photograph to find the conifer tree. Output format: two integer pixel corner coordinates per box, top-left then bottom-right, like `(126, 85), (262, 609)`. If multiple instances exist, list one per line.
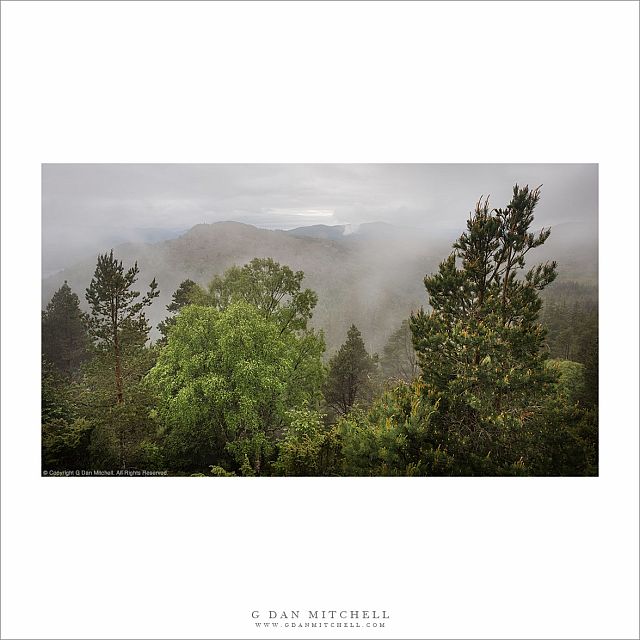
(324, 325), (376, 416)
(410, 185), (557, 430)
(380, 319), (418, 382)
(42, 281), (90, 377)
(85, 250), (159, 404)
(158, 279), (207, 341)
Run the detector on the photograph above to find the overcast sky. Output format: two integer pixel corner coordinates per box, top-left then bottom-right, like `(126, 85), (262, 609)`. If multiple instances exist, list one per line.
(42, 164), (597, 274)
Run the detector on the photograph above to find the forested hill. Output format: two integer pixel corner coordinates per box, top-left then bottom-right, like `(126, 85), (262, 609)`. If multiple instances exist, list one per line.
(41, 220), (596, 354)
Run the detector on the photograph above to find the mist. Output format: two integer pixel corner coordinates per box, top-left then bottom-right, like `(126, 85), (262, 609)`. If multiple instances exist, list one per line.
(42, 164), (598, 353)
(42, 164), (597, 268)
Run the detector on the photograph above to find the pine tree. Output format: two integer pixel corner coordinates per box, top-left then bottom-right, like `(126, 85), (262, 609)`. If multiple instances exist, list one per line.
(410, 185), (557, 434)
(158, 279), (207, 341)
(42, 281), (89, 377)
(85, 250), (159, 404)
(324, 325), (376, 416)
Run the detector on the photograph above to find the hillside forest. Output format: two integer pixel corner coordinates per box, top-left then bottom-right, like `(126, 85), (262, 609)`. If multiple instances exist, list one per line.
(42, 185), (598, 476)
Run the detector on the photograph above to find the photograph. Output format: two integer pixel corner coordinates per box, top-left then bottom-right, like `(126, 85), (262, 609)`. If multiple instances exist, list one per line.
(3, 1), (637, 638)
(41, 163), (598, 478)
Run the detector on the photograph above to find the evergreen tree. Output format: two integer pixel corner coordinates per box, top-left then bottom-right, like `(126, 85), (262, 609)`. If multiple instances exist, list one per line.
(82, 251), (160, 469)
(41, 357), (95, 471)
(380, 319), (418, 382)
(541, 295), (597, 366)
(410, 185), (557, 447)
(158, 279), (207, 341)
(42, 281), (89, 377)
(41, 357), (74, 425)
(579, 333), (599, 408)
(85, 250), (159, 404)
(324, 325), (376, 416)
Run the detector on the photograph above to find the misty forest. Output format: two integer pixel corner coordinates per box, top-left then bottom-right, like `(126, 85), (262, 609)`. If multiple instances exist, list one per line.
(42, 184), (598, 476)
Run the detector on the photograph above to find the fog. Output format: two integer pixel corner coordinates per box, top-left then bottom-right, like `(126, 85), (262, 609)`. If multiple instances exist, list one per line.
(42, 164), (597, 274)
(42, 164), (598, 352)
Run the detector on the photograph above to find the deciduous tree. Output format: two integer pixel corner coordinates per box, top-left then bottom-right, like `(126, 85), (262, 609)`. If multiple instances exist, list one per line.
(148, 302), (325, 474)
(206, 258), (318, 334)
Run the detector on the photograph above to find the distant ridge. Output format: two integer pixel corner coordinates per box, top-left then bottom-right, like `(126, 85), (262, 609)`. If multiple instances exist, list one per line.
(286, 224), (347, 241)
(42, 220), (597, 353)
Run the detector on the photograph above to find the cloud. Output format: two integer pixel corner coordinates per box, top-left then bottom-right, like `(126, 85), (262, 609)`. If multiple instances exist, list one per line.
(42, 164), (598, 273)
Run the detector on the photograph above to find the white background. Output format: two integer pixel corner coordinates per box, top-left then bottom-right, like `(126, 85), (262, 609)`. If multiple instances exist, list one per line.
(1, 2), (638, 639)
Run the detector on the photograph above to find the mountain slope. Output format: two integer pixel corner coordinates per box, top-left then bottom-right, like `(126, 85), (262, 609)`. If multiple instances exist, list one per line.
(41, 221), (597, 354)
(42, 222), (443, 353)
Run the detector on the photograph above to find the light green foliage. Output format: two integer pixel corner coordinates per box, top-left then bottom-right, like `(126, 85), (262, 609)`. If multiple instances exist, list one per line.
(205, 258), (318, 334)
(148, 302), (325, 473)
(337, 383), (454, 476)
(158, 257), (320, 345)
(546, 359), (585, 405)
(42, 418), (93, 470)
(274, 405), (331, 476)
(209, 465), (237, 477)
(522, 358), (597, 475)
(42, 193), (597, 476)
(337, 380), (541, 476)
(149, 259), (325, 474)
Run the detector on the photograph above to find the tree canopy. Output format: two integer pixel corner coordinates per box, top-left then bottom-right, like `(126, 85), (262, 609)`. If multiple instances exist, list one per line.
(41, 185), (597, 477)
(411, 185), (557, 420)
(206, 258), (318, 334)
(148, 302), (325, 474)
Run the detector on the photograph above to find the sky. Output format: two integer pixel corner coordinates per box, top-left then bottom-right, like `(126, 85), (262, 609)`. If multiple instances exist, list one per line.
(42, 164), (598, 274)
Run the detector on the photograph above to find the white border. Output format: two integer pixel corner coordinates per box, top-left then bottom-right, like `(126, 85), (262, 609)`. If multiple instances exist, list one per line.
(2, 2), (638, 639)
